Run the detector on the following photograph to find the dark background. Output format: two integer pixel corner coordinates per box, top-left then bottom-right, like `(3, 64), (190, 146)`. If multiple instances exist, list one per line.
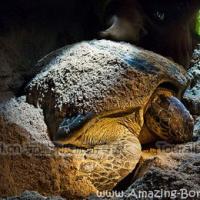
(0, 0), (199, 98)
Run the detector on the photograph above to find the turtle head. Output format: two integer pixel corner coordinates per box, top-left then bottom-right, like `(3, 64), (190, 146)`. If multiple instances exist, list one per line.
(145, 89), (194, 143)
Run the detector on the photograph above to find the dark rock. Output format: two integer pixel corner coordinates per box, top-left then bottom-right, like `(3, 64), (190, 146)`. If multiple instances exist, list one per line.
(0, 97), (97, 198)
(4, 191), (64, 200)
(183, 45), (200, 115)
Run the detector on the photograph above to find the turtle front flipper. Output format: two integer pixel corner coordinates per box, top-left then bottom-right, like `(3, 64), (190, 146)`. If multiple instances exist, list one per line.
(85, 129), (141, 191)
(54, 116), (142, 191)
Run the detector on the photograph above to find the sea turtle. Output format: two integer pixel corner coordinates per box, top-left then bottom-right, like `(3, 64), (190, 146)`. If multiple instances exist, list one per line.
(26, 40), (194, 193)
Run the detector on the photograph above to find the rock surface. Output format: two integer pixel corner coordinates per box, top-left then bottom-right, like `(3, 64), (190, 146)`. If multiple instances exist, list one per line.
(0, 97), (98, 199)
(2, 191), (64, 200)
(183, 45), (200, 115)
(121, 142), (200, 199)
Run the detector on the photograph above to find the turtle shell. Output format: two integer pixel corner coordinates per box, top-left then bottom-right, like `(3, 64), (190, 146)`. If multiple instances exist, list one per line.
(26, 40), (188, 136)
